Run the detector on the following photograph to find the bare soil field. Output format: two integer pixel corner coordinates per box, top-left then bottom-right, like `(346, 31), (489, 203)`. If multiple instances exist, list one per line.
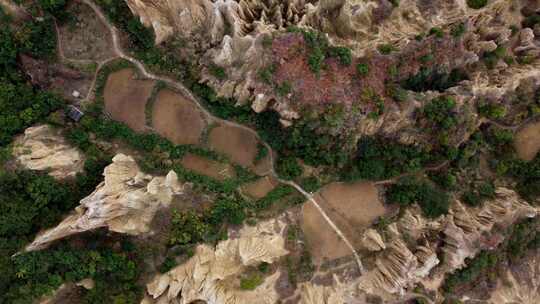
(252, 150), (273, 176)
(241, 176), (279, 199)
(208, 124), (259, 168)
(314, 182), (387, 249)
(514, 121), (540, 161)
(59, 1), (114, 61)
(301, 202), (351, 264)
(103, 68), (155, 132)
(180, 153), (236, 181)
(151, 89), (206, 145)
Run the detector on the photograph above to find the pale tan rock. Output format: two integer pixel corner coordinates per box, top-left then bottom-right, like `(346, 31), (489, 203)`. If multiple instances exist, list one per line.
(300, 281), (345, 304)
(25, 154), (183, 251)
(357, 238), (439, 296)
(251, 93), (270, 113)
(76, 278), (95, 290)
(13, 125), (85, 179)
(144, 217), (288, 304)
(361, 229), (386, 252)
(489, 255), (540, 304)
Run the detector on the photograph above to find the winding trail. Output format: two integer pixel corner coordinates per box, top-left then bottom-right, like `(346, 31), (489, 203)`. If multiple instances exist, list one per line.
(81, 0), (365, 274)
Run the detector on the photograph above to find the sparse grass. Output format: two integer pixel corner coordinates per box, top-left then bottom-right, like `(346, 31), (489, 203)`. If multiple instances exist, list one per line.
(276, 81), (292, 97)
(258, 64), (276, 84)
(240, 274), (263, 290)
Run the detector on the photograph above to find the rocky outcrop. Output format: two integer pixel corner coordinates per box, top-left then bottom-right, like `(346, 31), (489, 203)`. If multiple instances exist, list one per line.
(142, 217), (288, 304)
(25, 154), (183, 251)
(488, 254), (540, 304)
(13, 125), (85, 179)
(358, 238), (439, 296)
(302, 187), (538, 300)
(300, 282), (344, 304)
(361, 228), (385, 252)
(441, 188), (537, 271)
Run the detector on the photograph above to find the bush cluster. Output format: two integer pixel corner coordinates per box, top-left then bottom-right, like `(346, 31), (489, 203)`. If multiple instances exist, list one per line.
(5, 242), (141, 303)
(386, 176), (450, 218)
(467, 0), (488, 9)
(289, 27), (352, 74)
(420, 96), (458, 130)
(402, 67), (468, 92)
(343, 137), (437, 181)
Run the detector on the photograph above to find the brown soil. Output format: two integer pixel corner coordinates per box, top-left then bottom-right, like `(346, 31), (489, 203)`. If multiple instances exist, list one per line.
(19, 54), (92, 101)
(103, 68), (155, 132)
(207, 124), (259, 168)
(269, 32), (465, 111)
(151, 88), (206, 145)
(315, 182), (387, 249)
(241, 176), (279, 199)
(301, 201), (351, 264)
(180, 153), (236, 181)
(514, 121), (540, 161)
(252, 149), (274, 176)
(59, 1), (114, 61)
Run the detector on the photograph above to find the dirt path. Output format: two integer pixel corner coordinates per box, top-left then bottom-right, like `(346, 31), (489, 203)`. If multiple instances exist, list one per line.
(81, 0), (365, 274)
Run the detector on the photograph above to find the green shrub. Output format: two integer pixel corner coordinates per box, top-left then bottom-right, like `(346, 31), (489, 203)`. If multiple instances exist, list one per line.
(378, 44), (395, 55)
(420, 96), (458, 130)
(356, 63), (369, 76)
(169, 210), (210, 246)
(276, 156), (303, 180)
(443, 250), (498, 292)
(300, 176), (322, 193)
(466, 0), (488, 9)
(402, 67), (468, 92)
(483, 46), (506, 69)
(477, 102), (506, 119)
(209, 64), (226, 80)
(328, 46), (352, 65)
(95, 0), (154, 50)
(386, 84), (408, 102)
(254, 142), (268, 162)
(276, 81), (292, 96)
(308, 47), (325, 74)
(429, 27), (444, 38)
(386, 177), (450, 218)
(429, 170), (457, 190)
(461, 181), (495, 206)
(506, 218), (539, 262)
(258, 64), (276, 84)
(523, 14), (540, 29)
(451, 23), (466, 37)
(344, 137), (436, 181)
(419, 54), (434, 64)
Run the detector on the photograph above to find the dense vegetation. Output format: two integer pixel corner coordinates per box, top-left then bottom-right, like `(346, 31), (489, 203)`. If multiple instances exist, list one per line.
(402, 67), (468, 92)
(385, 176), (450, 218)
(4, 240), (142, 303)
(0, 7), (143, 303)
(467, 0), (488, 9)
(343, 137), (441, 181)
(0, 23), (62, 146)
